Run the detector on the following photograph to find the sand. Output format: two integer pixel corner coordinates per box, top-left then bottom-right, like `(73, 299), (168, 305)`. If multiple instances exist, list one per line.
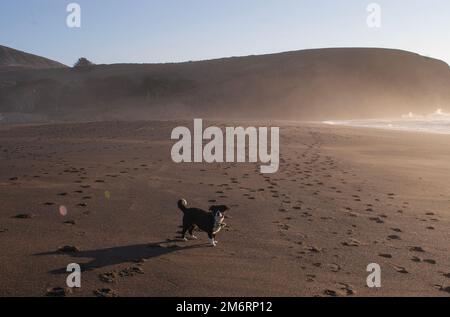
(0, 120), (449, 297)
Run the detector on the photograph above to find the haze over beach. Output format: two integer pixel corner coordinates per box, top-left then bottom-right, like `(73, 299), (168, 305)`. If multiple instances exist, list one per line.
(0, 0), (450, 298)
(2, 45), (450, 123)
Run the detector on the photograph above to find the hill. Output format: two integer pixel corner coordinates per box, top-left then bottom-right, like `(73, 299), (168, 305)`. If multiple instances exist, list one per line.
(1, 47), (449, 122)
(0, 45), (66, 71)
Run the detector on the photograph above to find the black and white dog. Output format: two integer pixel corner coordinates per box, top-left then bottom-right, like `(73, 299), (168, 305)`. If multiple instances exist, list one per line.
(177, 199), (229, 246)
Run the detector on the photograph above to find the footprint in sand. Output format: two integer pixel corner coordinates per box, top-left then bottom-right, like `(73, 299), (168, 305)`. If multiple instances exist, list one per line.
(13, 213), (34, 219)
(393, 265), (409, 274)
(306, 274), (316, 282)
(323, 286), (354, 297)
(411, 256), (422, 263)
(369, 217), (384, 224)
(46, 287), (68, 297)
(119, 266), (144, 277)
(342, 239), (361, 247)
(99, 272), (117, 284)
(305, 246), (322, 253)
(278, 224), (290, 231)
(326, 263), (341, 273)
(409, 246), (426, 253)
(93, 288), (118, 297)
(337, 283), (356, 296)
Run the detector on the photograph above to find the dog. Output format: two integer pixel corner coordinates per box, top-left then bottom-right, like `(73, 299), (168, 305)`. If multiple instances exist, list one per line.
(177, 199), (229, 246)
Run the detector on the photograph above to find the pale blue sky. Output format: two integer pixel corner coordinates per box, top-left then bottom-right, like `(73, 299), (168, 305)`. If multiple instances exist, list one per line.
(0, 0), (449, 66)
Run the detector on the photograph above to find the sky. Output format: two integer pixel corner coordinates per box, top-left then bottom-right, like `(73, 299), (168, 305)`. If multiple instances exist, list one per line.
(1, 0), (449, 66)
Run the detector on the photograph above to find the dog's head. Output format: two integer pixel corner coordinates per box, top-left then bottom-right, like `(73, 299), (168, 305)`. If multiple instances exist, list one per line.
(209, 205), (229, 223)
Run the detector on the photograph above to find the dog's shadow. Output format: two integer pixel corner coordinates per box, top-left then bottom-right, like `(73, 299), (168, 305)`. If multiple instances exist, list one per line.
(34, 240), (208, 274)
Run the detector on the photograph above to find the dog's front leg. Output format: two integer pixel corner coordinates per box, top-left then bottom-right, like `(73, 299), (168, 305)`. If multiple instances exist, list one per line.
(208, 233), (217, 247)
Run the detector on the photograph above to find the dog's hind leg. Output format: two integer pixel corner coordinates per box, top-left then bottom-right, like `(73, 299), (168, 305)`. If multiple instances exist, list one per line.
(181, 217), (193, 241)
(188, 226), (198, 240)
(181, 227), (188, 241)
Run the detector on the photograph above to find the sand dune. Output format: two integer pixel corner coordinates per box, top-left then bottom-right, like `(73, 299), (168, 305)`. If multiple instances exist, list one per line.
(1, 47), (450, 121)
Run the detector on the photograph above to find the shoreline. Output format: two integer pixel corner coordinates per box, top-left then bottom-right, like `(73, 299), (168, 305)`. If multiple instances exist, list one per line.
(321, 119), (450, 136)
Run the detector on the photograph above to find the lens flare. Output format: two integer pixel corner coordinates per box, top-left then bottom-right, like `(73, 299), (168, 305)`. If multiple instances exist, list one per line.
(59, 205), (68, 216)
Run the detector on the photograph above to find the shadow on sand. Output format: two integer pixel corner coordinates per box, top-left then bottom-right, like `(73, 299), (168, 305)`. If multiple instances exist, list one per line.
(34, 240), (209, 274)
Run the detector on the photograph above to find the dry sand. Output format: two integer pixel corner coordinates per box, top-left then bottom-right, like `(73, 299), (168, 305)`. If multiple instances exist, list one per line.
(0, 120), (449, 297)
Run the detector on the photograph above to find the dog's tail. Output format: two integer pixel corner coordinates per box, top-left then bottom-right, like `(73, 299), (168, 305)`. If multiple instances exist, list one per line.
(177, 199), (188, 213)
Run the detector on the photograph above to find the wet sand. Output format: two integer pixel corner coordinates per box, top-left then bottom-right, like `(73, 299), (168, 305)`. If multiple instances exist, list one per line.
(0, 121), (449, 297)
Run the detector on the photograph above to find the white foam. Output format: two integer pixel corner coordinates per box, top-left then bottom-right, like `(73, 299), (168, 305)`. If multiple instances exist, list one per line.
(323, 109), (450, 135)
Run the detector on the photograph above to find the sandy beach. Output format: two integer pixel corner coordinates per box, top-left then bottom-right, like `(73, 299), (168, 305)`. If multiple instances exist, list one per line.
(0, 120), (449, 297)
